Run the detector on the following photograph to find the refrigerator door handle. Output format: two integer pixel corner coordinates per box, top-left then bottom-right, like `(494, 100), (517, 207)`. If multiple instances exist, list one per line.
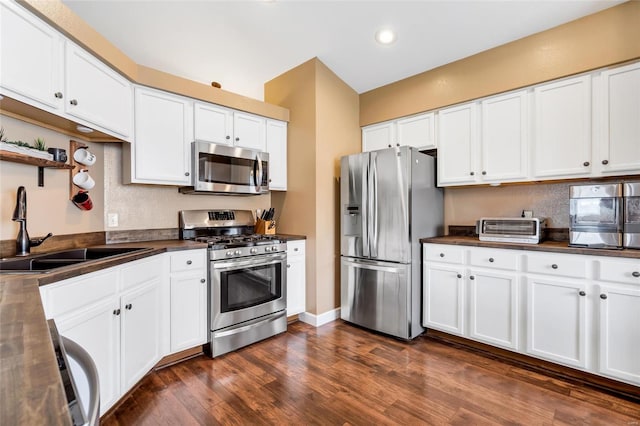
(361, 156), (369, 257)
(370, 153), (379, 258)
(342, 257), (405, 274)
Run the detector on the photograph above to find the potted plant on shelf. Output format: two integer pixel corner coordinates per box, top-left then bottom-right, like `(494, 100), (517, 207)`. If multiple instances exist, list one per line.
(0, 128), (54, 160)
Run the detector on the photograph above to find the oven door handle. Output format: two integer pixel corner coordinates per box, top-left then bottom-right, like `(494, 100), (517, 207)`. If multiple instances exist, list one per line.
(212, 253), (285, 270)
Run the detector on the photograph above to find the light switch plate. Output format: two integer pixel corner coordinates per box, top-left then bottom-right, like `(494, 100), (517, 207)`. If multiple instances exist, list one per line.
(107, 213), (119, 227)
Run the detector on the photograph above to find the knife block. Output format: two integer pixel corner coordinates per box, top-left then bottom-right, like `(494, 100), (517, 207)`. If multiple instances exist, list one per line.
(255, 219), (276, 235)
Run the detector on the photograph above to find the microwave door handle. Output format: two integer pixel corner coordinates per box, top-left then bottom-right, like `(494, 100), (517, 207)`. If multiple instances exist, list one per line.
(254, 154), (263, 192)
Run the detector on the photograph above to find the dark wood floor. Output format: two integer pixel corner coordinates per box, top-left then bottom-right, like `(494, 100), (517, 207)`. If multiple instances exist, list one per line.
(103, 320), (640, 425)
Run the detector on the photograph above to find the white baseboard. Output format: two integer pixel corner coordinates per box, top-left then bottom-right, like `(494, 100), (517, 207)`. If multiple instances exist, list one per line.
(298, 308), (341, 327)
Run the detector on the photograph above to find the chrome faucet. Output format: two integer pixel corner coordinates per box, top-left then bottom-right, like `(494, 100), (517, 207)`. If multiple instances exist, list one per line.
(12, 186), (53, 256)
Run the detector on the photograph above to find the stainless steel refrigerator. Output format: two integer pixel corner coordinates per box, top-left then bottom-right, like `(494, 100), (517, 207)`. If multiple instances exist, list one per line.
(340, 146), (443, 339)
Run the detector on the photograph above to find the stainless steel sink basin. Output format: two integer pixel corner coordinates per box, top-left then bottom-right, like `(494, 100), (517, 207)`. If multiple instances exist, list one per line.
(0, 247), (150, 273)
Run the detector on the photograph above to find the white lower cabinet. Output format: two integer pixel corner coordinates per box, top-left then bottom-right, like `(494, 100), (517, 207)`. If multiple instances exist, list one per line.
(423, 243), (640, 387)
(525, 277), (587, 368)
(168, 249), (208, 353)
(468, 269), (519, 350)
(286, 240), (306, 316)
(40, 255), (164, 414)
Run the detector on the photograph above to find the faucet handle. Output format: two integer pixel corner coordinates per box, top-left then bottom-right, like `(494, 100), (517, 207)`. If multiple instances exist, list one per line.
(30, 233), (53, 248)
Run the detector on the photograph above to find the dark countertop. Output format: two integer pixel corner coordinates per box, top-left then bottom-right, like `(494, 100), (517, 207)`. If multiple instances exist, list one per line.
(0, 239), (206, 426)
(420, 236), (640, 259)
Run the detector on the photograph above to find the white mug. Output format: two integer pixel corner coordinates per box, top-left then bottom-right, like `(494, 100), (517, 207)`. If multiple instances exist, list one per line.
(73, 169), (95, 190)
(73, 147), (96, 166)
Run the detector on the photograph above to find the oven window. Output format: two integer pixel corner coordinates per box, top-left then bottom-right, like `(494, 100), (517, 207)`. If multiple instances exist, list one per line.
(626, 197), (640, 224)
(571, 198), (618, 225)
(220, 263), (282, 312)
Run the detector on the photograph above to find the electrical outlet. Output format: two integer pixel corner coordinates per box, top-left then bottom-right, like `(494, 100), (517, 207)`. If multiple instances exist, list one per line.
(107, 213), (119, 227)
(522, 210), (533, 218)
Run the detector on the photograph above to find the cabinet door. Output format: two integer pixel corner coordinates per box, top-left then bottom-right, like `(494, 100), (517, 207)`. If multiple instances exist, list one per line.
(468, 269), (519, 350)
(396, 112), (436, 150)
(286, 241), (306, 316)
(596, 62), (640, 175)
(194, 102), (234, 145)
(362, 122), (395, 152)
(480, 90), (528, 183)
(0, 1), (63, 111)
(437, 102), (478, 186)
(532, 75), (592, 179)
(129, 87), (193, 184)
(170, 274), (207, 353)
(56, 299), (121, 415)
(423, 263), (465, 335)
(120, 280), (162, 393)
(266, 119), (287, 190)
(525, 277), (587, 368)
(233, 112), (266, 151)
(65, 41), (133, 139)
(596, 284), (640, 385)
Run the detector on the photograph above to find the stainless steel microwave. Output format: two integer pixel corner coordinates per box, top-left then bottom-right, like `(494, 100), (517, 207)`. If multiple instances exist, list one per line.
(179, 142), (269, 195)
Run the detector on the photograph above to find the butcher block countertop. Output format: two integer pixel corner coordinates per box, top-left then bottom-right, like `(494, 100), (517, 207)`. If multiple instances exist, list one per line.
(0, 240), (207, 426)
(420, 236), (640, 259)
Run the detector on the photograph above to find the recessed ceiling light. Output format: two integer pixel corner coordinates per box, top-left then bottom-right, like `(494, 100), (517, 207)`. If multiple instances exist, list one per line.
(375, 28), (396, 45)
(76, 125), (94, 134)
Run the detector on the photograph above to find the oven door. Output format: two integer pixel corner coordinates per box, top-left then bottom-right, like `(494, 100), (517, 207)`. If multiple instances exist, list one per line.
(210, 252), (286, 331)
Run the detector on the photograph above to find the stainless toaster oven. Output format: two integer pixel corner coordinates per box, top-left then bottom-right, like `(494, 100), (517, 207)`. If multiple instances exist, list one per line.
(477, 217), (547, 244)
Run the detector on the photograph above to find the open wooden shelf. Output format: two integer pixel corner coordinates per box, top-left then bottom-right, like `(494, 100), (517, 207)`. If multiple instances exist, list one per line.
(0, 150), (74, 186)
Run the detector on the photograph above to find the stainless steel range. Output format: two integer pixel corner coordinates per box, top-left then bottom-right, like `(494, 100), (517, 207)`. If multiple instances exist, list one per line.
(179, 209), (287, 358)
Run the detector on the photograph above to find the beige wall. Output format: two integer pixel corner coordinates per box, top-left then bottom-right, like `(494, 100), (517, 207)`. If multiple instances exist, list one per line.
(444, 182), (572, 231)
(265, 58), (360, 316)
(0, 115), (105, 239)
(0, 115), (269, 241)
(360, 1), (640, 126)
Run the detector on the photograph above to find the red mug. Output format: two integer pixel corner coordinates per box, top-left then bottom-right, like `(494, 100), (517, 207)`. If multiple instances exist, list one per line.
(72, 190), (93, 211)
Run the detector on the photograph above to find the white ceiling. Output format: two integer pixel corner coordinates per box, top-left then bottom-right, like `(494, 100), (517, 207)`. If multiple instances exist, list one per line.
(62, 0), (625, 102)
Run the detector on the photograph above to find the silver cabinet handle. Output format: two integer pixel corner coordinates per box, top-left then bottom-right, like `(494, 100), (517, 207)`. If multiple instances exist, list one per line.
(113, 309), (121, 315)
(600, 294), (608, 300)
(200, 278), (206, 283)
(482, 171), (487, 175)
(551, 264), (558, 269)
(54, 92), (63, 99)
(579, 290), (586, 296)
(235, 137), (240, 141)
(70, 99), (78, 106)
(186, 260), (192, 265)
(602, 160), (609, 165)
(632, 271), (640, 278)
(185, 172), (190, 176)
(489, 258), (494, 263)
(456, 274), (462, 279)
(469, 276), (475, 280)
(439, 253), (445, 257)
(125, 303), (132, 310)
(470, 171), (475, 176)
(226, 135), (230, 140)
(583, 161), (590, 167)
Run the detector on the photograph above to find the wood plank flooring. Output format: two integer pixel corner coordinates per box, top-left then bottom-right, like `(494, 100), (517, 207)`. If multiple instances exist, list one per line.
(103, 320), (640, 425)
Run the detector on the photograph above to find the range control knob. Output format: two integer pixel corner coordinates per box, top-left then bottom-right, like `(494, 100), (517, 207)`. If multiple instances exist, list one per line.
(234, 250), (242, 256)
(226, 251), (233, 257)
(250, 248), (258, 254)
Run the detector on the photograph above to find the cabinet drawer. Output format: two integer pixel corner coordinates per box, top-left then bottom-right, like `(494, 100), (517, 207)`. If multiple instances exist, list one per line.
(121, 256), (163, 290)
(287, 240), (305, 256)
(596, 258), (640, 285)
(423, 244), (464, 264)
(170, 249), (206, 273)
(468, 248), (519, 270)
(524, 253), (587, 278)
(42, 269), (119, 318)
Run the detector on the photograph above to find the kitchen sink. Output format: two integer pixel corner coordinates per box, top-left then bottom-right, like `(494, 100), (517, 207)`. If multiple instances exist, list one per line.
(0, 247), (150, 273)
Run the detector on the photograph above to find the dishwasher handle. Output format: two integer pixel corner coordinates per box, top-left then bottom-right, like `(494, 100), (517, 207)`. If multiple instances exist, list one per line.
(61, 336), (101, 426)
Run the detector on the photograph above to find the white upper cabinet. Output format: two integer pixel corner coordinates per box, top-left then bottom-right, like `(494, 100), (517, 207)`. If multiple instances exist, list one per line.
(266, 119), (287, 190)
(194, 103), (267, 152)
(234, 112), (266, 151)
(532, 75), (592, 179)
(0, 1), (64, 111)
(125, 86), (193, 185)
(362, 121), (395, 152)
(437, 102), (478, 186)
(593, 61), (640, 175)
(480, 90), (529, 183)
(64, 41), (133, 140)
(194, 102), (234, 145)
(362, 112), (435, 152)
